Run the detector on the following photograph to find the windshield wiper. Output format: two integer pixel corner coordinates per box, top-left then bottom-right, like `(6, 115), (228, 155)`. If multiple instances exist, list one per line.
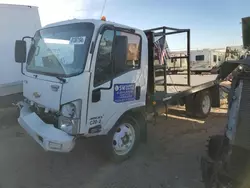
(56, 76), (66, 83)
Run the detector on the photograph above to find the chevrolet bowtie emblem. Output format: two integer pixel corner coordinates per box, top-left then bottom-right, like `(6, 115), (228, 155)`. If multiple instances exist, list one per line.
(33, 92), (41, 98)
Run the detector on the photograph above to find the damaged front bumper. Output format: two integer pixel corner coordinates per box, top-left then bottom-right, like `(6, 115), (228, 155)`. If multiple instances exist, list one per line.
(17, 102), (75, 152)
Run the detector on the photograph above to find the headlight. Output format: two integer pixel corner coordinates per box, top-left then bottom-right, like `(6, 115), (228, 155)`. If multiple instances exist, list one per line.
(58, 100), (82, 135)
(61, 103), (76, 118)
(60, 100), (82, 118)
(58, 116), (80, 135)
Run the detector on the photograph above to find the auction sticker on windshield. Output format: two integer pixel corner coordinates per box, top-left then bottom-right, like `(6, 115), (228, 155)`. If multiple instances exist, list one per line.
(70, 36), (86, 44)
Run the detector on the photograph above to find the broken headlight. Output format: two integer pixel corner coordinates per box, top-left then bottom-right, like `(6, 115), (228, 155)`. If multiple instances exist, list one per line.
(58, 100), (82, 135)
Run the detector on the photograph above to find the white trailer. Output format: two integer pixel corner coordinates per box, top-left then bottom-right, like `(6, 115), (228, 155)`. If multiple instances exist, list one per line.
(0, 4), (41, 104)
(190, 49), (225, 74)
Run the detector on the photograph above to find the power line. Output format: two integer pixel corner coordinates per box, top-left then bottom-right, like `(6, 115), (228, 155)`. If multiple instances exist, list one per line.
(100, 0), (107, 17)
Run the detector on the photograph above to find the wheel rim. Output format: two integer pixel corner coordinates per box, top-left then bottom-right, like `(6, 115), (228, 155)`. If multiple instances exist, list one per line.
(202, 95), (211, 114)
(112, 123), (136, 156)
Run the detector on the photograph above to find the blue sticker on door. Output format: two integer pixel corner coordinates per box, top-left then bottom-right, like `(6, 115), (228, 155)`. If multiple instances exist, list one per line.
(114, 83), (135, 103)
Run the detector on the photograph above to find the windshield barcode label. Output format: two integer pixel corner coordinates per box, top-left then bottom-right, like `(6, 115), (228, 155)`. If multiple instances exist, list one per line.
(70, 36), (86, 44)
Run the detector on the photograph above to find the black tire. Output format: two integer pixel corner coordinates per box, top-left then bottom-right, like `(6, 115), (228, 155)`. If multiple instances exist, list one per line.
(207, 135), (228, 160)
(194, 90), (212, 118)
(105, 114), (140, 162)
(201, 135), (230, 188)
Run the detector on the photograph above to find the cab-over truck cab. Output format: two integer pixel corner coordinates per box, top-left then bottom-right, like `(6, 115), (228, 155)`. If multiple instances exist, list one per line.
(15, 19), (148, 161)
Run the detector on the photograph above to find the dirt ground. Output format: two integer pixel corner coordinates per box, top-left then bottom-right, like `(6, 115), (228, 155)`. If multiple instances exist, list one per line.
(0, 106), (227, 188)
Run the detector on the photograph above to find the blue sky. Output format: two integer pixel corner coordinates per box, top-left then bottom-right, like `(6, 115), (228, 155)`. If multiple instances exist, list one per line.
(103, 0), (250, 50)
(1, 0), (249, 49)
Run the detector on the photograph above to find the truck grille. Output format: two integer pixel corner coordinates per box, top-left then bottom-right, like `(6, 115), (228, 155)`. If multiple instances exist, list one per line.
(30, 105), (59, 126)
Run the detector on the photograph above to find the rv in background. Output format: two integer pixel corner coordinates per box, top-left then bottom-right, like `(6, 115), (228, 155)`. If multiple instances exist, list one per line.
(190, 49), (225, 74)
(0, 4), (41, 106)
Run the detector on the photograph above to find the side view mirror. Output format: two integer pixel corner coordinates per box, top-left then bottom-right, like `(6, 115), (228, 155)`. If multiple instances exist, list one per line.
(15, 40), (26, 63)
(97, 35), (128, 90)
(92, 35), (129, 103)
(112, 35), (128, 72)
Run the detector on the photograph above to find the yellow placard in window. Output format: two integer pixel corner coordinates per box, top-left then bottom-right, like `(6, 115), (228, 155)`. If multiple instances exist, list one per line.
(127, 43), (139, 61)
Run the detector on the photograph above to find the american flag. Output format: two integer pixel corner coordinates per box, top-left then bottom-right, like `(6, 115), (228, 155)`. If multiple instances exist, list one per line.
(154, 36), (170, 65)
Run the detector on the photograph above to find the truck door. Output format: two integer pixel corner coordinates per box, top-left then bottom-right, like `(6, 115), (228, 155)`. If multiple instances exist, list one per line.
(85, 27), (146, 135)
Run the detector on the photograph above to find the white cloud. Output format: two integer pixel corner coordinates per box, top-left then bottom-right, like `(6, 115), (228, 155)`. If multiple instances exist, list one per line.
(0, 0), (105, 26)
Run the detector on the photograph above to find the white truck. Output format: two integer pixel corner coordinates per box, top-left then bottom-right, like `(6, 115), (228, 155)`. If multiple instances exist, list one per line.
(14, 19), (221, 161)
(0, 4), (41, 105)
(190, 49), (225, 74)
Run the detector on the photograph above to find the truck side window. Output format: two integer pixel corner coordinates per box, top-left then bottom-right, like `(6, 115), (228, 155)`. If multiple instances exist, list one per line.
(213, 55), (217, 62)
(114, 32), (141, 76)
(94, 30), (141, 87)
(125, 33), (140, 68)
(94, 29), (114, 86)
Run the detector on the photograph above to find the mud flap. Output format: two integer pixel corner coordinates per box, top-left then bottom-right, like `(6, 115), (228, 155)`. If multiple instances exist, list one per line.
(139, 111), (147, 143)
(210, 85), (220, 108)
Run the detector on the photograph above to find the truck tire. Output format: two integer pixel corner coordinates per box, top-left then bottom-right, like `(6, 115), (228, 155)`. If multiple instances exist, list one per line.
(207, 135), (228, 160)
(195, 90), (212, 118)
(105, 114), (140, 162)
(201, 135), (230, 188)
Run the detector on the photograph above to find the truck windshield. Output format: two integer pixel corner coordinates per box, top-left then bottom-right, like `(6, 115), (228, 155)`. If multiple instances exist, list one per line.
(26, 22), (94, 77)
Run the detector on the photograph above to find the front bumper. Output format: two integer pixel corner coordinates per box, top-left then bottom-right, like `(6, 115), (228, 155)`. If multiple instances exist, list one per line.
(18, 102), (75, 152)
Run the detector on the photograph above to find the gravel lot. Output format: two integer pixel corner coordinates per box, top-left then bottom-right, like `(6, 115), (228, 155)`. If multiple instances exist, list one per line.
(0, 106), (226, 188)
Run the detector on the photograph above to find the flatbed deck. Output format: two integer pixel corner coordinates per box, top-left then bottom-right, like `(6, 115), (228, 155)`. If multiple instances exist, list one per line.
(155, 74), (218, 94)
(152, 74), (219, 105)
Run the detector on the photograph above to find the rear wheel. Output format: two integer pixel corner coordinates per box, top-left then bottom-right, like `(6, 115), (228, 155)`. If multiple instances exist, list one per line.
(195, 90), (212, 118)
(105, 115), (140, 162)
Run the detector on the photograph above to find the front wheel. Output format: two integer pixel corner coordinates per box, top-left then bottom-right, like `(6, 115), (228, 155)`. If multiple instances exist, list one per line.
(105, 115), (140, 162)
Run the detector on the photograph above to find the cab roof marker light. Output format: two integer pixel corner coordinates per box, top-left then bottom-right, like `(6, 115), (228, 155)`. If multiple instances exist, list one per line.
(101, 16), (106, 21)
